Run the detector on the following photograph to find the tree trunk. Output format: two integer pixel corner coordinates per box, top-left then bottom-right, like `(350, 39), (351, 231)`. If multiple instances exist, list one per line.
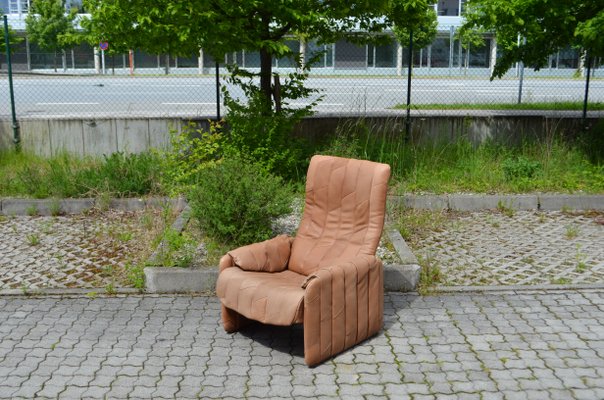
(259, 47), (273, 113)
(53, 51), (57, 72)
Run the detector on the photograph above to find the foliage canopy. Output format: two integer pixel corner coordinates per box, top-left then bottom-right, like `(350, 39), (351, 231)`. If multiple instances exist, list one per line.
(25, 0), (78, 53)
(82, 0), (434, 110)
(461, 0), (604, 78)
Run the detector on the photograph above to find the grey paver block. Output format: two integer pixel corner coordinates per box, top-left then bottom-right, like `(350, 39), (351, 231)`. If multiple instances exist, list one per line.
(144, 267), (217, 293)
(384, 264), (420, 292)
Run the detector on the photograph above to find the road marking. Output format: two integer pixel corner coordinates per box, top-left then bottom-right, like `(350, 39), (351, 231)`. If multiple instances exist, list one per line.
(162, 102), (217, 105)
(37, 102), (100, 105)
(290, 102), (345, 106)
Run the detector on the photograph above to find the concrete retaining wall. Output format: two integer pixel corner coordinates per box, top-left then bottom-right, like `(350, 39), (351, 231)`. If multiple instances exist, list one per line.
(0, 118), (181, 156)
(0, 112), (601, 156)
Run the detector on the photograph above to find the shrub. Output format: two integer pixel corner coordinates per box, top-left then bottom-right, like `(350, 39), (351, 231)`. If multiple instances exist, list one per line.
(159, 121), (224, 194)
(502, 156), (541, 181)
(188, 155), (293, 246)
(222, 65), (318, 181)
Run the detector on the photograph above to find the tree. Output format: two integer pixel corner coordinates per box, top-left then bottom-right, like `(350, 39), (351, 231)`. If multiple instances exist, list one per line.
(461, 0), (604, 78)
(25, 0), (79, 72)
(454, 27), (485, 70)
(1, 23), (24, 69)
(392, 1), (438, 51)
(81, 0), (429, 112)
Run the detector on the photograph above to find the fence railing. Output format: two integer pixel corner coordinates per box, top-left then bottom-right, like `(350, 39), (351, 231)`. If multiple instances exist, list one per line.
(1, 35), (602, 120)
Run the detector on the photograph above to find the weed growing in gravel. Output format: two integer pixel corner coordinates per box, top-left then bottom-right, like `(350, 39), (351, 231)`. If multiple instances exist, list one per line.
(392, 208), (451, 247)
(125, 262), (145, 290)
(418, 254), (443, 293)
(565, 225), (579, 239)
(40, 221), (54, 234)
(105, 282), (116, 294)
(154, 228), (197, 268)
(26, 205), (38, 216)
(49, 199), (61, 216)
(551, 277), (572, 285)
(497, 201), (515, 218)
(26, 233), (40, 246)
(575, 245), (588, 272)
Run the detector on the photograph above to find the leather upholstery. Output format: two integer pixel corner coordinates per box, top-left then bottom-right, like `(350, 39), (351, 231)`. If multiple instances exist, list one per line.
(217, 268), (305, 325)
(302, 254), (383, 366)
(216, 155), (391, 366)
(228, 234), (293, 273)
(289, 155), (390, 276)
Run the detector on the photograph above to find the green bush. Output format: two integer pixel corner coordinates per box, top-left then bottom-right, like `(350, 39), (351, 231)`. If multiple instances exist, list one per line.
(159, 121), (224, 194)
(502, 156), (541, 181)
(188, 155), (293, 246)
(223, 65), (318, 181)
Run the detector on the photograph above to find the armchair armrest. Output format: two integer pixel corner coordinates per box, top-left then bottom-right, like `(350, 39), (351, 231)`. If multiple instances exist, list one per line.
(302, 254), (384, 366)
(222, 234), (294, 273)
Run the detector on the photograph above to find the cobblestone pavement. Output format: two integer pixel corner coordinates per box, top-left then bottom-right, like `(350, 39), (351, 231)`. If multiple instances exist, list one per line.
(1, 290), (604, 399)
(0, 211), (161, 290)
(413, 211), (604, 286)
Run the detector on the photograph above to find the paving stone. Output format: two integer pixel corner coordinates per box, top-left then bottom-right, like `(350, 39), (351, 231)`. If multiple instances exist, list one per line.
(0, 211), (163, 289)
(410, 210), (604, 286)
(0, 291), (603, 399)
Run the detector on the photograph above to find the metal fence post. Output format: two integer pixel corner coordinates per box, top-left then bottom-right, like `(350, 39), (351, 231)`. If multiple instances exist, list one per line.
(583, 51), (592, 124)
(3, 15), (20, 151)
(405, 30), (413, 140)
(215, 62), (221, 120)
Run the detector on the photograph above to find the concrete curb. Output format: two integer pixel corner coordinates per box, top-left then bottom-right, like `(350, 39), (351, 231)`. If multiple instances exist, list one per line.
(0, 197), (186, 216)
(389, 194), (604, 211)
(144, 267), (217, 294)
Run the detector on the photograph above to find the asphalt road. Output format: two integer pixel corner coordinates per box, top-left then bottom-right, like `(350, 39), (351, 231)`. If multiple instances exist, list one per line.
(0, 74), (602, 118)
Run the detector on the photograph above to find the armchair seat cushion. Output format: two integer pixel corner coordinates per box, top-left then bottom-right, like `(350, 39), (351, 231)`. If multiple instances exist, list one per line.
(216, 269), (306, 326)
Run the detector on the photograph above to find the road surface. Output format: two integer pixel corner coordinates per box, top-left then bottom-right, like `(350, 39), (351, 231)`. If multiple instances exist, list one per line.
(0, 75), (602, 118)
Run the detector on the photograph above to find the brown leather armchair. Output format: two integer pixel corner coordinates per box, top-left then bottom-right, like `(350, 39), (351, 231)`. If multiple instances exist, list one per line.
(216, 155), (391, 366)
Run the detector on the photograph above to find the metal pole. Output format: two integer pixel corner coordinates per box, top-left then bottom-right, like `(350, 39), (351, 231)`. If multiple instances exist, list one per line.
(3, 15), (20, 151)
(583, 51), (592, 123)
(405, 30), (413, 140)
(215, 61), (221, 120)
(517, 37), (526, 104)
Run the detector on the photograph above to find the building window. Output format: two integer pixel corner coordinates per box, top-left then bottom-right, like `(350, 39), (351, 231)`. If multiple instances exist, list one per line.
(368, 39), (396, 68)
(305, 41), (333, 68)
(334, 39), (366, 69)
(430, 38), (451, 67)
(9, 0), (30, 14)
(437, 0), (461, 16)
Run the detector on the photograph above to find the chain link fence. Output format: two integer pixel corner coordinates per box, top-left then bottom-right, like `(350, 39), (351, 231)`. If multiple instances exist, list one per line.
(1, 27), (603, 119)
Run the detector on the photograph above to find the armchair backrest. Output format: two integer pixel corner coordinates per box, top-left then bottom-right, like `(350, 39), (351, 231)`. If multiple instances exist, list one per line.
(289, 155), (391, 276)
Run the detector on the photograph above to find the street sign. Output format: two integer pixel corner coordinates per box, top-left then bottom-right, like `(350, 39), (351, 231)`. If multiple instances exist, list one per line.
(99, 41), (109, 51)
